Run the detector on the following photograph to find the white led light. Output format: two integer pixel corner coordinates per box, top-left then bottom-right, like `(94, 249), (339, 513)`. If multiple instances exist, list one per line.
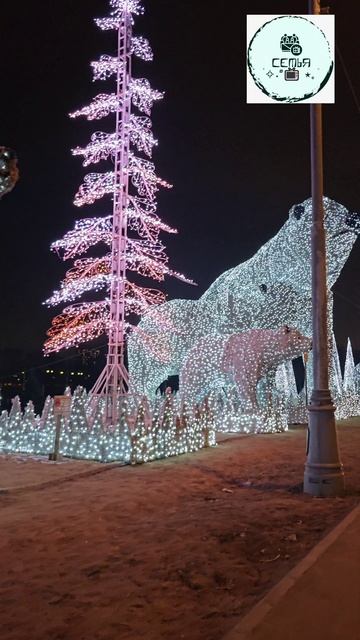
(0, 389), (216, 464)
(44, 0), (192, 356)
(128, 197), (359, 407)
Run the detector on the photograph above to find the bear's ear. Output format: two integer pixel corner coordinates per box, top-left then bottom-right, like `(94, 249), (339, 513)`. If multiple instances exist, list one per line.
(293, 204), (304, 220)
(284, 325), (291, 334)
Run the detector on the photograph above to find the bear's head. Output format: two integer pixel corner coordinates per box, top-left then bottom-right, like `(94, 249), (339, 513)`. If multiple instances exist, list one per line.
(266, 197), (359, 295)
(276, 325), (312, 359)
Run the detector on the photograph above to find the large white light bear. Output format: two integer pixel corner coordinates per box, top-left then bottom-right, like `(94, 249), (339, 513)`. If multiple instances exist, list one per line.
(128, 197), (359, 397)
(179, 326), (312, 411)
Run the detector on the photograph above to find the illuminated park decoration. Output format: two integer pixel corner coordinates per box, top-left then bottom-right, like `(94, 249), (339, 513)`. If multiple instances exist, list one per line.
(180, 326), (311, 414)
(44, 0), (192, 422)
(335, 337), (360, 419)
(356, 363), (360, 394)
(344, 337), (356, 394)
(128, 197), (360, 401)
(2, 7), (360, 462)
(0, 389), (216, 464)
(2, 339), (360, 464)
(1, 336), (360, 463)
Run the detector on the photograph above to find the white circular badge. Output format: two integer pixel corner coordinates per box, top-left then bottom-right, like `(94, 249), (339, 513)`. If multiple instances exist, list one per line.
(247, 16), (333, 103)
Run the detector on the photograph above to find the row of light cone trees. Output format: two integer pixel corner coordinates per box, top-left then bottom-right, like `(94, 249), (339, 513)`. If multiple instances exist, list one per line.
(0, 388), (216, 464)
(283, 338), (360, 423)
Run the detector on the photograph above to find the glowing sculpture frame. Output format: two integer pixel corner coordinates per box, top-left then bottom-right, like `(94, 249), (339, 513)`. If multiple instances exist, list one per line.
(128, 198), (360, 398)
(92, 6), (132, 407)
(45, 0), (192, 423)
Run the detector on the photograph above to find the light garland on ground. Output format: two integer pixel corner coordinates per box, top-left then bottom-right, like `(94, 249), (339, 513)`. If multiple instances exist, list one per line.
(0, 389), (216, 464)
(2, 340), (360, 463)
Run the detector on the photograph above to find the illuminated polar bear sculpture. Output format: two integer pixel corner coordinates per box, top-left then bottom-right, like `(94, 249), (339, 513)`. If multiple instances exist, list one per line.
(128, 197), (360, 397)
(179, 326), (312, 410)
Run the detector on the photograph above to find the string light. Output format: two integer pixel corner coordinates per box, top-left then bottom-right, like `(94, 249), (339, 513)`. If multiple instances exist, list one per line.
(128, 197), (360, 400)
(180, 327), (311, 419)
(44, 0), (193, 356)
(343, 337), (356, 394)
(0, 389), (216, 464)
(356, 363), (360, 393)
(335, 338), (360, 419)
(2, 332), (360, 460)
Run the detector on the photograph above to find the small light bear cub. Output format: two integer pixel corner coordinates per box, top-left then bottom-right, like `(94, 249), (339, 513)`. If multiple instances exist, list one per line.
(179, 326), (312, 411)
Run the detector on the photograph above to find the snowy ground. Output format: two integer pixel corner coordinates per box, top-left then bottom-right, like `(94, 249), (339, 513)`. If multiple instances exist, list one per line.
(0, 420), (359, 640)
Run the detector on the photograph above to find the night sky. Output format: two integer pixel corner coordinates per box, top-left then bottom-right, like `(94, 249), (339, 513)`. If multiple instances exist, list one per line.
(1, 0), (360, 376)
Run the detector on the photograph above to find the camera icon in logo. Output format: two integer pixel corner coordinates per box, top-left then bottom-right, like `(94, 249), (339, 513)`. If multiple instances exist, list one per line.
(285, 69), (299, 81)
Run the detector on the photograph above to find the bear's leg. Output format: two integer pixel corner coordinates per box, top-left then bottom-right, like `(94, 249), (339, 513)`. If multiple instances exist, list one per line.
(233, 367), (260, 414)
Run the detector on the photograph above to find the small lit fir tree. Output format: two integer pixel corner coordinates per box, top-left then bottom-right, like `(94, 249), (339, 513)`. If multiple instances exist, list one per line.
(0, 410), (8, 442)
(44, 0), (192, 405)
(130, 402), (147, 463)
(104, 397), (132, 462)
(20, 401), (39, 453)
(343, 337), (356, 394)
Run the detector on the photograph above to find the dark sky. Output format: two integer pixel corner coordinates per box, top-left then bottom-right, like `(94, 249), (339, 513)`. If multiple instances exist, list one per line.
(1, 0), (360, 372)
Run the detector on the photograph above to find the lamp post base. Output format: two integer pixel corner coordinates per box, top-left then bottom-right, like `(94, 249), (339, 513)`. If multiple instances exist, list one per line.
(304, 390), (345, 497)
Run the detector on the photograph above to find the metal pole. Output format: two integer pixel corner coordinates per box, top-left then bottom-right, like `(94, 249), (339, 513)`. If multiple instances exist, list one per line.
(49, 414), (62, 462)
(304, 352), (308, 406)
(304, 0), (344, 496)
(90, 10), (131, 425)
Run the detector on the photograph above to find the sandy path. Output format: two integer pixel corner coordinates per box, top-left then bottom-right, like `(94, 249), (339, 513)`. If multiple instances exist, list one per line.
(0, 454), (97, 490)
(0, 424), (359, 640)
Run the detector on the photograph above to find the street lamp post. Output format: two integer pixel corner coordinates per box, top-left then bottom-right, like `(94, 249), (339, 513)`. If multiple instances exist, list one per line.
(303, 0), (345, 496)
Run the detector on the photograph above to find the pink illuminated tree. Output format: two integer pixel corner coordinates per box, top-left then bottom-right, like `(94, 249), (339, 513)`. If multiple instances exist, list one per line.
(44, 0), (192, 418)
